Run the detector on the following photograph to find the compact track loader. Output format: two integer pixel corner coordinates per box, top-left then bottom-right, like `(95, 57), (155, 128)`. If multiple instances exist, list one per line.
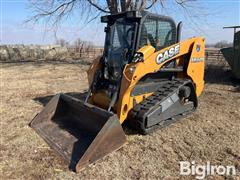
(31, 11), (205, 172)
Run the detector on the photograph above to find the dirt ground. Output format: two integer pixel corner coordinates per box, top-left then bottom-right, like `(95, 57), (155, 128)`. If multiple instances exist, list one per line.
(0, 61), (239, 179)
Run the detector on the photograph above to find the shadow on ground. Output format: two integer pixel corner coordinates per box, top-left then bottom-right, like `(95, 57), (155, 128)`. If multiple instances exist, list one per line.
(205, 65), (240, 91)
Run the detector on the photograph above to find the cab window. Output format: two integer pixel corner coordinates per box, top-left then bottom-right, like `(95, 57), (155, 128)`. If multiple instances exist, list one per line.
(139, 17), (176, 50)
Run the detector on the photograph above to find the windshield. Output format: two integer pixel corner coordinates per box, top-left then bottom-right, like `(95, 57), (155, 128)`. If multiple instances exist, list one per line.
(104, 18), (136, 81)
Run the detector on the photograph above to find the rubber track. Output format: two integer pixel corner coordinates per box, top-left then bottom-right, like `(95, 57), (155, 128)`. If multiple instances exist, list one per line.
(128, 79), (196, 134)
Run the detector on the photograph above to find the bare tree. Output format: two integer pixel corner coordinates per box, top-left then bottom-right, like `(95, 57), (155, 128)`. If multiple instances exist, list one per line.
(27, 0), (197, 28)
(73, 38), (94, 56)
(74, 38), (83, 53)
(214, 41), (232, 48)
(27, 0), (213, 43)
(56, 38), (69, 47)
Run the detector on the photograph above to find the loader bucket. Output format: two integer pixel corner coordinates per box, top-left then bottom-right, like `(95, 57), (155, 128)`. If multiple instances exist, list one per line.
(30, 94), (126, 172)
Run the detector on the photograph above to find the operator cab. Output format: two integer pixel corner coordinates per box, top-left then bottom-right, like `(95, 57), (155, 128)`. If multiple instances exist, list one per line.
(96, 11), (181, 102)
(101, 11), (179, 81)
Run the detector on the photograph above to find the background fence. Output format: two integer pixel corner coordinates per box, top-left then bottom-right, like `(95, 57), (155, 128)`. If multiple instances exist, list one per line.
(205, 48), (229, 69)
(0, 45), (231, 71)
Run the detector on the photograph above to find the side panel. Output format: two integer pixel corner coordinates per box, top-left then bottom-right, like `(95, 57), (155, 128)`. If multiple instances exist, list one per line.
(117, 37), (205, 123)
(233, 31), (240, 78)
(187, 39), (205, 96)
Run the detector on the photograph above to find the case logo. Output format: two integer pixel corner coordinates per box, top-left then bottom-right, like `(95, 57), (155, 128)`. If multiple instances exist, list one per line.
(156, 44), (180, 64)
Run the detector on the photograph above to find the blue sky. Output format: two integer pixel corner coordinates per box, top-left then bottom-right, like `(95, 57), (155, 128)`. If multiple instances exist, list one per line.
(0, 0), (239, 45)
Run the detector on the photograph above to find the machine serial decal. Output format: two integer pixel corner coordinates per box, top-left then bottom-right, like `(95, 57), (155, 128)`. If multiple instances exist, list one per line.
(156, 44), (180, 64)
(192, 57), (204, 63)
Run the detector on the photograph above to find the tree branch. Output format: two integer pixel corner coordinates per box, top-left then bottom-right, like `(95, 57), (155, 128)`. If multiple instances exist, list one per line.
(86, 0), (110, 13)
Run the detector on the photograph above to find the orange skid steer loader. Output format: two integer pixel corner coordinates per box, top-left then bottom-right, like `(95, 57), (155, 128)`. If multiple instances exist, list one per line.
(30, 11), (205, 172)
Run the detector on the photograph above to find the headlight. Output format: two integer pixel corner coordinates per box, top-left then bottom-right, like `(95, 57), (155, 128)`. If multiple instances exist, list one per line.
(132, 52), (144, 63)
(129, 67), (135, 74)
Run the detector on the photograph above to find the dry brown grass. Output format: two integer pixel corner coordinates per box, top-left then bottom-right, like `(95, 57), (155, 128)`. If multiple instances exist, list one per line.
(1, 61), (240, 179)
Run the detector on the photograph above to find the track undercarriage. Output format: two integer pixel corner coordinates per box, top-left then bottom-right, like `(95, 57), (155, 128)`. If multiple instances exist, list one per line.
(129, 79), (198, 134)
